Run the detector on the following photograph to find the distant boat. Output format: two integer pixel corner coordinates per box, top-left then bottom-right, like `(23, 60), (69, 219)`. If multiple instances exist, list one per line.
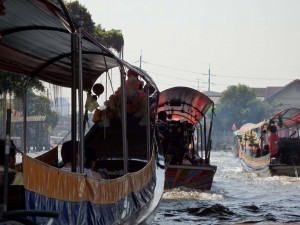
(236, 108), (300, 177)
(0, 0), (164, 224)
(156, 87), (217, 190)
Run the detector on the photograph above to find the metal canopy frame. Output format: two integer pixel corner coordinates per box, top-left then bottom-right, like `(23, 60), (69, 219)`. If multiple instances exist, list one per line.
(0, 0), (159, 172)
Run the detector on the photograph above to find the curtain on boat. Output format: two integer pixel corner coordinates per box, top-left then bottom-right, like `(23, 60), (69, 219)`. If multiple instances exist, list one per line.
(22, 154), (156, 225)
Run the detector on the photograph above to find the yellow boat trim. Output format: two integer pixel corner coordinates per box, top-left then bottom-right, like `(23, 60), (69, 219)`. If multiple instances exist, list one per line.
(23, 151), (155, 204)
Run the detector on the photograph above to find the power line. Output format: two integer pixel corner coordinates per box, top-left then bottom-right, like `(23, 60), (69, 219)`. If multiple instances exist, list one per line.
(212, 73), (289, 80)
(146, 70), (203, 83)
(134, 60), (295, 81)
(141, 61), (207, 76)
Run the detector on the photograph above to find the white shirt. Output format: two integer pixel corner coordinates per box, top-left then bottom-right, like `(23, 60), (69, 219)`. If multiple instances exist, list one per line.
(61, 166), (93, 177)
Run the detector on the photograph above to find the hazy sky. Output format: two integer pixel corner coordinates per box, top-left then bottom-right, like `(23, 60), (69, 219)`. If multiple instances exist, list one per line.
(78, 0), (300, 93)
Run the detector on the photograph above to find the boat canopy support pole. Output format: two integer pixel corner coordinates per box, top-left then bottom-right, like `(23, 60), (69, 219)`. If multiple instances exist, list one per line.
(71, 32), (78, 173)
(146, 84), (151, 161)
(22, 81), (28, 153)
(2, 95), (12, 213)
(120, 66), (128, 174)
(203, 117), (207, 160)
(199, 123), (203, 159)
(206, 110), (214, 164)
(78, 25), (84, 173)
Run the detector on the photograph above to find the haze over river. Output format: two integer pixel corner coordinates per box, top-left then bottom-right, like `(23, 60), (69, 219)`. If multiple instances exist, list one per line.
(152, 151), (300, 225)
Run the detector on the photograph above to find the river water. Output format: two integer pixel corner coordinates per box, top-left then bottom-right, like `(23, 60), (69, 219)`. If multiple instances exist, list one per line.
(151, 150), (300, 225)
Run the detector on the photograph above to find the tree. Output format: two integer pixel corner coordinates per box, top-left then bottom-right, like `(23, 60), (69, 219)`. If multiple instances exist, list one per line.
(66, 1), (124, 53)
(214, 84), (265, 131)
(94, 26), (124, 53)
(14, 90), (59, 130)
(65, 1), (95, 34)
(0, 72), (45, 130)
(0, 72), (44, 97)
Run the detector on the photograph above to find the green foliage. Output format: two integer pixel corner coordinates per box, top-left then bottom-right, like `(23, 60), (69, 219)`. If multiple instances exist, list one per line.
(66, 1), (95, 34)
(94, 26), (124, 53)
(215, 84), (265, 131)
(0, 72), (44, 97)
(14, 91), (59, 129)
(214, 83), (286, 132)
(264, 101), (285, 119)
(0, 72), (59, 130)
(66, 1), (124, 53)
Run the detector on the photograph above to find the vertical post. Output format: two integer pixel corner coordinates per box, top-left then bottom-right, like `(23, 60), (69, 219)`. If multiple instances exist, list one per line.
(196, 124), (200, 154)
(1, 94), (5, 139)
(200, 123), (203, 159)
(146, 84), (151, 161)
(71, 32), (77, 173)
(206, 112), (213, 164)
(208, 66), (211, 92)
(120, 66), (128, 174)
(2, 95), (12, 212)
(78, 25), (84, 173)
(139, 50), (142, 68)
(203, 117), (207, 163)
(21, 87), (26, 153)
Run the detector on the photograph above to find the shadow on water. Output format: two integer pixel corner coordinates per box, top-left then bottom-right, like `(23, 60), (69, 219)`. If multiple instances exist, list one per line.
(186, 203), (235, 216)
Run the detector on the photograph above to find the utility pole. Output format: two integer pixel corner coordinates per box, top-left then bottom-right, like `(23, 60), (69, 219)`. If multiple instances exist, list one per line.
(139, 50), (142, 68)
(208, 65), (211, 92)
(196, 79), (201, 91)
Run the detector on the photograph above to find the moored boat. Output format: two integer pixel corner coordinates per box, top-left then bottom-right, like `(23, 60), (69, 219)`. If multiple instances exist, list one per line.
(0, 0), (164, 224)
(156, 87), (217, 190)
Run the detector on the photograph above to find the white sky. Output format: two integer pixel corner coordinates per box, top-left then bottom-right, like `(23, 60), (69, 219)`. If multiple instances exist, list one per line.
(77, 0), (300, 93)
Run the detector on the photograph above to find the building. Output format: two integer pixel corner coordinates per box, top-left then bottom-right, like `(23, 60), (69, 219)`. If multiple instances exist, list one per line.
(264, 79), (300, 106)
(52, 97), (70, 116)
(205, 79), (300, 107)
(203, 91), (222, 104)
(9, 115), (50, 151)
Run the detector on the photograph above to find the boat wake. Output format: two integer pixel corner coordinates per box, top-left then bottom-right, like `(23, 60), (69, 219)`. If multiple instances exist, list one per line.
(162, 187), (223, 201)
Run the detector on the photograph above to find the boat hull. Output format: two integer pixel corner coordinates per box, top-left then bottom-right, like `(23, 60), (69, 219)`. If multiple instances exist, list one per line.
(22, 151), (161, 225)
(239, 149), (271, 176)
(269, 165), (300, 177)
(240, 149), (300, 177)
(164, 164), (217, 190)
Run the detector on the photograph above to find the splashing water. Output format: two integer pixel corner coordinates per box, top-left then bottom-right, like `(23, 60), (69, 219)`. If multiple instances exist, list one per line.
(152, 150), (300, 225)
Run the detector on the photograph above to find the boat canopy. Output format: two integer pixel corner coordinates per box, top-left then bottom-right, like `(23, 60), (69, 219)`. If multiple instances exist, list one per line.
(0, 0), (157, 90)
(269, 107), (300, 129)
(234, 121), (266, 136)
(157, 86), (214, 125)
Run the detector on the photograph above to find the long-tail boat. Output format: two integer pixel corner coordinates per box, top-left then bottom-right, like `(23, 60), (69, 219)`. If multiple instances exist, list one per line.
(235, 121), (271, 176)
(156, 86), (217, 190)
(236, 108), (300, 177)
(0, 0), (164, 224)
(268, 107), (300, 177)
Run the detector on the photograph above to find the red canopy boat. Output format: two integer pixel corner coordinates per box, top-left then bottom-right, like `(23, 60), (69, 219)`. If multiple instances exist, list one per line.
(156, 86), (217, 190)
(236, 107), (300, 177)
